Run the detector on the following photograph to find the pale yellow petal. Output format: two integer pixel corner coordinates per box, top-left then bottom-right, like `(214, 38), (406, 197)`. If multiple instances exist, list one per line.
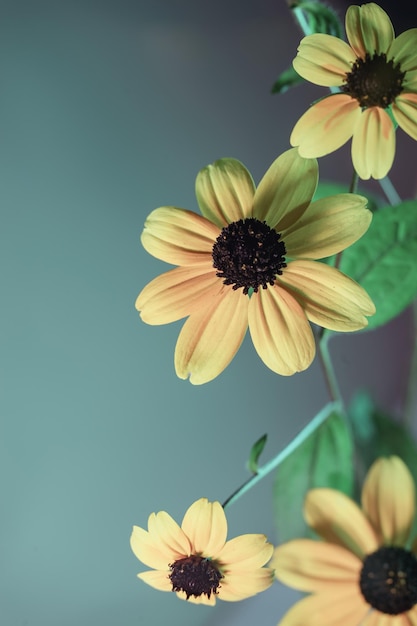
(388, 29), (417, 71)
(248, 285), (315, 376)
(363, 611), (413, 626)
(361, 456), (415, 546)
(181, 498), (228, 556)
(278, 588), (370, 626)
(293, 34), (356, 86)
(351, 107), (395, 180)
(176, 590), (217, 605)
(282, 193), (371, 259)
(346, 3), (394, 58)
(137, 569), (172, 592)
(291, 95), (361, 158)
(175, 288), (248, 384)
(407, 607), (417, 626)
(195, 158), (256, 228)
(130, 525), (173, 569)
(217, 534), (273, 569)
(393, 93), (417, 141)
(272, 539), (362, 592)
(305, 489), (378, 559)
(219, 569), (274, 601)
(141, 207), (219, 265)
(253, 148), (318, 231)
(278, 261), (375, 332)
(136, 266), (220, 325)
(147, 511), (191, 558)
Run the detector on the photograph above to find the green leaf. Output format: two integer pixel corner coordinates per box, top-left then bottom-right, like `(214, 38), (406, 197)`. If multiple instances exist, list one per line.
(247, 434), (267, 474)
(339, 200), (417, 330)
(273, 407), (354, 542)
(291, 0), (344, 38)
(271, 65), (305, 94)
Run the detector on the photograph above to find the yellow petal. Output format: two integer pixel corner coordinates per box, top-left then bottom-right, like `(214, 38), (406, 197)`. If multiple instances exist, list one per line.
(290, 95), (361, 158)
(217, 534), (273, 569)
(283, 193), (371, 259)
(346, 3), (394, 58)
(272, 539), (362, 592)
(174, 288), (248, 384)
(176, 590), (217, 605)
(141, 207), (219, 265)
(393, 93), (417, 141)
(130, 525), (173, 569)
(363, 611), (413, 626)
(361, 456), (415, 546)
(293, 34), (356, 86)
(136, 266), (220, 325)
(248, 285), (315, 376)
(305, 489), (378, 558)
(195, 158), (256, 228)
(253, 148), (318, 231)
(278, 587), (370, 626)
(137, 569), (172, 592)
(181, 498), (228, 556)
(388, 29), (417, 71)
(351, 107), (395, 180)
(278, 261), (375, 332)
(219, 569), (274, 601)
(147, 511), (191, 558)
(407, 606), (417, 626)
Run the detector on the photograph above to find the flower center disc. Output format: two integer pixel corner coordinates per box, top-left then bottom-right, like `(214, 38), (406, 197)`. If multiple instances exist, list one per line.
(212, 217), (286, 294)
(342, 52), (405, 108)
(360, 546), (417, 614)
(169, 555), (223, 600)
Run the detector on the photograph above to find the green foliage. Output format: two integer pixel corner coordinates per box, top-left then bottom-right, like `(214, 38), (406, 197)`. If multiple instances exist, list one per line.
(273, 408), (354, 542)
(291, 0), (344, 38)
(247, 434), (267, 474)
(271, 66), (305, 95)
(339, 200), (417, 331)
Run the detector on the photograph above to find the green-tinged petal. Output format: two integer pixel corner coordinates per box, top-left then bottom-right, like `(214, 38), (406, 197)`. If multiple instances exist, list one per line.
(346, 3), (394, 58)
(290, 95), (361, 159)
(217, 534), (273, 570)
(388, 29), (417, 71)
(272, 539), (362, 592)
(352, 107), (395, 180)
(137, 569), (172, 592)
(136, 266), (220, 325)
(219, 569), (274, 601)
(278, 587), (370, 626)
(181, 499), (228, 556)
(278, 261), (375, 332)
(175, 288), (248, 384)
(176, 590), (217, 605)
(148, 511), (191, 557)
(393, 93), (417, 141)
(363, 610), (413, 626)
(253, 148), (318, 232)
(130, 525), (174, 569)
(248, 285), (315, 376)
(361, 456), (415, 546)
(195, 158), (256, 228)
(293, 34), (356, 86)
(283, 193), (371, 259)
(304, 488), (378, 559)
(141, 207), (219, 266)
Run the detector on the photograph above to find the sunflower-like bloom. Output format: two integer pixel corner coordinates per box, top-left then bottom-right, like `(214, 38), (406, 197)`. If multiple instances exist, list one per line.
(290, 3), (417, 180)
(271, 456), (417, 626)
(136, 148), (375, 384)
(130, 497), (274, 605)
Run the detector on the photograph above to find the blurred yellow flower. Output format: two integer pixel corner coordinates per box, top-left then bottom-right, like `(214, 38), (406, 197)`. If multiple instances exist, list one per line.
(130, 497), (274, 605)
(136, 148), (375, 384)
(271, 456), (417, 626)
(291, 3), (417, 179)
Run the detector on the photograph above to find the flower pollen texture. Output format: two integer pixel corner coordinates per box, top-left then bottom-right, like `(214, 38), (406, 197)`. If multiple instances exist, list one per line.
(169, 555), (223, 600)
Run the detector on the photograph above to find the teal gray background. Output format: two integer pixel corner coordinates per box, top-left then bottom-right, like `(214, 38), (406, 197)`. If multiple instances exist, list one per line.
(1, 1), (415, 625)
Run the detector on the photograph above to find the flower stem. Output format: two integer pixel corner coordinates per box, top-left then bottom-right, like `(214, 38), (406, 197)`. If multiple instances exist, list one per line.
(317, 330), (344, 408)
(222, 402), (340, 509)
(378, 175), (401, 206)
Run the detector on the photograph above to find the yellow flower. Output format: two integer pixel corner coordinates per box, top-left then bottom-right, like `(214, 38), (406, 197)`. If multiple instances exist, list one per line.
(290, 3), (417, 180)
(130, 497), (274, 605)
(136, 148), (375, 384)
(271, 456), (417, 626)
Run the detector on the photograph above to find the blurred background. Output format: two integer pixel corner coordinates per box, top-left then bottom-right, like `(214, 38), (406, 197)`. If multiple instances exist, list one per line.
(1, 0), (416, 624)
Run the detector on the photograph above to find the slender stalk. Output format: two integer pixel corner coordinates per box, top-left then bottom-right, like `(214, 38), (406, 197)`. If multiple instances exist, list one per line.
(222, 402), (340, 509)
(317, 330), (344, 408)
(335, 168), (359, 269)
(379, 175), (401, 206)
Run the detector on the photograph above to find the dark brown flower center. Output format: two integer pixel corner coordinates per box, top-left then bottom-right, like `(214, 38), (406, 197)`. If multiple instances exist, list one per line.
(212, 217), (286, 295)
(360, 547), (417, 614)
(342, 52), (405, 108)
(169, 555), (223, 600)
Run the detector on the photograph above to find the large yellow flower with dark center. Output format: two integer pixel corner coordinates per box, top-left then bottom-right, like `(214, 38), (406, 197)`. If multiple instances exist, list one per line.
(130, 498), (274, 605)
(271, 456), (417, 626)
(290, 3), (417, 180)
(136, 148), (375, 384)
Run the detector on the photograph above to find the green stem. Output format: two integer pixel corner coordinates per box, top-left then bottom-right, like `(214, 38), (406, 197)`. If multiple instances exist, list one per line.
(222, 402), (340, 509)
(317, 330), (344, 408)
(335, 168), (359, 269)
(378, 175), (401, 206)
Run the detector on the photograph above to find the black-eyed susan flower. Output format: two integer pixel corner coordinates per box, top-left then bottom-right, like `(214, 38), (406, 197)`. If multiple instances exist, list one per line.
(136, 148), (375, 384)
(290, 3), (417, 180)
(271, 456), (417, 626)
(130, 497), (274, 605)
